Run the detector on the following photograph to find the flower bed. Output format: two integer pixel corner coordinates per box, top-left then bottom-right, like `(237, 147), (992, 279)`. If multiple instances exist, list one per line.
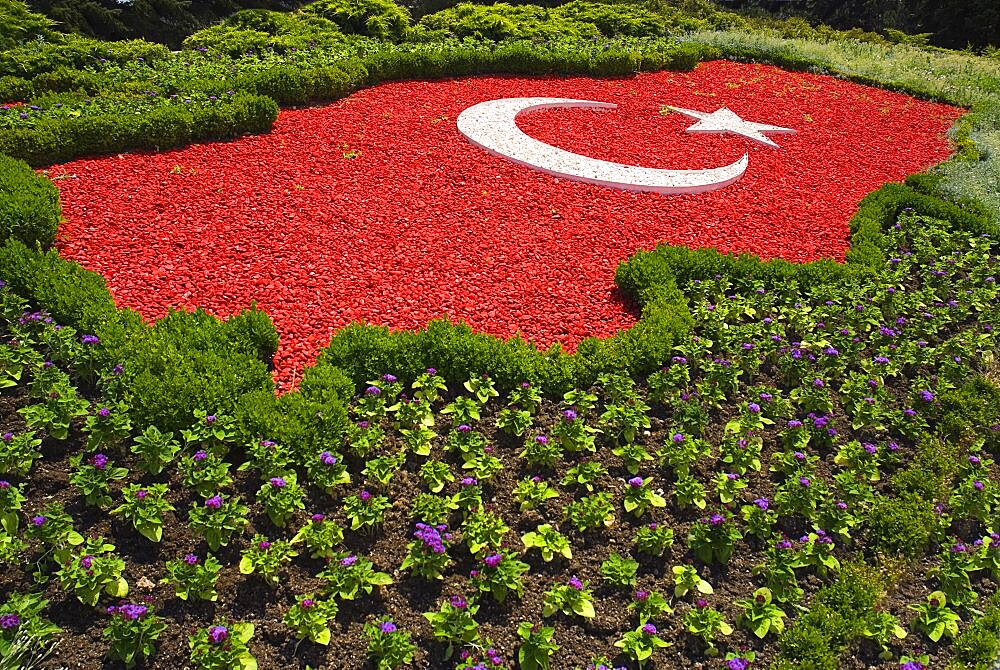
(1, 209), (998, 670)
(48, 60), (962, 387)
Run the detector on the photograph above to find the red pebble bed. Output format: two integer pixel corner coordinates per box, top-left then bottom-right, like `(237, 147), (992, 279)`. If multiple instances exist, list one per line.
(50, 60), (963, 388)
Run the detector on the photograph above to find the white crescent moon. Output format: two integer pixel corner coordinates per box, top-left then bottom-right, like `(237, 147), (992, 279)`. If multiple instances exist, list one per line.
(456, 97), (749, 195)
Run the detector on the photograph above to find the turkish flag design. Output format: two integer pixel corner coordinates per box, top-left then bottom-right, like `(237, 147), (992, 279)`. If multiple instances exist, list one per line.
(50, 61), (962, 387)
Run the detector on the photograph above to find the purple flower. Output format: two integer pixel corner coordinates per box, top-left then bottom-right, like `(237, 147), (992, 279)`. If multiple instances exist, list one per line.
(184, 553), (199, 565)
(672, 433), (684, 443)
(97, 407), (110, 418)
(968, 455), (981, 465)
(920, 390), (935, 402)
(427, 368), (437, 375)
(635, 590), (649, 601)
(799, 477), (811, 488)
(259, 540), (271, 550)
(709, 513), (725, 526)
(382, 374), (397, 383)
(311, 513), (325, 522)
(562, 409), (577, 420)
(695, 598), (708, 609)
(727, 472), (740, 481)
(534, 435), (548, 444)
(787, 419), (803, 428)
(449, 595), (467, 609)
(204, 495), (223, 509)
(360, 490), (371, 502)
(380, 621), (397, 633)
(835, 501), (848, 510)
(863, 443), (877, 454)
(461, 477), (477, 487)
(899, 661), (925, 670)
(754, 497), (769, 510)
(568, 576), (583, 590)
(80, 555), (94, 569)
(81, 334), (100, 346)
(115, 604), (148, 620)
(91, 453), (108, 470)
(205, 415), (216, 425)
(0, 613), (20, 630)
(135, 489), (148, 499)
(484, 553), (502, 568)
(365, 386), (381, 396)
(193, 450), (208, 461)
(0, 481), (8, 489)
(747, 402), (761, 413)
(269, 476), (287, 488)
(31, 515), (46, 527)
(728, 658), (751, 670)
(340, 555), (357, 566)
(642, 623), (657, 635)
(1, 432), (11, 442)
(627, 476), (643, 488)
(301, 598), (315, 608)
(320, 451), (337, 465)
(208, 625), (228, 644)
(974, 480), (985, 491)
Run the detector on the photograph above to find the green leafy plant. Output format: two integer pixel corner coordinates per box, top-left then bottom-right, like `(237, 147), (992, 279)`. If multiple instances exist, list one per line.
(522, 524), (571, 562)
(517, 621), (559, 670)
(188, 622), (257, 670)
(684, 599), (732, 657)
(68, 452), (128, 507)
(614, 622), (672, 667)
(162, 552), (222, 601)
(283, 594), (338, 645)
(319, 553), (393, 600)
(130, 425), (181, 475)
(187, 494), (249, 551)
(423, 595), (479, 660)
(365, 619), (417, 668)
(55, 537), (128, 606)
(600, 552), (639, 588)
(909, 590), (961, 642)
(111, 483), (174, 542)
(542, 576), (595, 619)
(238, 535), (297, 585)
(103, 602), (166, 668)
(734, 587), (787, 639)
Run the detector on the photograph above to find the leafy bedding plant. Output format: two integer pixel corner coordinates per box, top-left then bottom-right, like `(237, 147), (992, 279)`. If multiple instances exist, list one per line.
(1, 202), (1000, 670)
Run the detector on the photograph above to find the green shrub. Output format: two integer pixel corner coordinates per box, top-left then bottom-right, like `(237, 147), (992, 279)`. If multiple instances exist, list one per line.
(0, 93), (278, 166)
(0, 0), (55, 50)
(302, 0), (411, 41)
(116, 308), (276, 432)
(0, 75), (32, 101)
(774, 564), (886, 669)
(937, 377), (1000, 447)
(181, 10), (347, 55)
(0, 154), (60, 248)
(948, 592), (1000, 670)
(0, 35), (170, 79)
(417, 3), (599, 42)
(237, 366), (352, 458)
(864, 493), (936, 556)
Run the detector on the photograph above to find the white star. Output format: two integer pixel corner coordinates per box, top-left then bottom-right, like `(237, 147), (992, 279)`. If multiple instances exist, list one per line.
(665, 106), (796, 149)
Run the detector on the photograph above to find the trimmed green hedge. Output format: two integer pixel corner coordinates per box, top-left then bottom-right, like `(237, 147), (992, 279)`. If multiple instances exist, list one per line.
(0, 154), (60, 248)
(0, 92), (278, 166)
(0, 240), (277, 431)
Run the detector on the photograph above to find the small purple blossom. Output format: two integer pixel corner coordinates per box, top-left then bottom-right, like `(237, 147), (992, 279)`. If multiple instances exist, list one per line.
(0, 614), (20, 630)
(204, 495), (223, 509)
(184, 553), (199, 565)
(380, 621), (397, 633)
(642, 623), (657, 635)
(269, 476), (287, 488)
(208, 625), (228, 644)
